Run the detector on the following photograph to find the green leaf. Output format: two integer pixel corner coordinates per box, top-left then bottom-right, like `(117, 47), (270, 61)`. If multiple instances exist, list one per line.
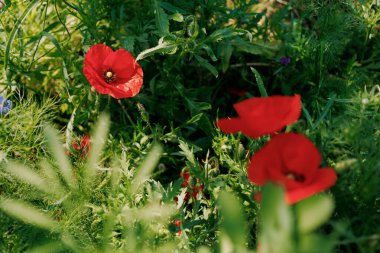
(4, 0), (39, 75)
(295, 194), (334, 234)
(218, 191), (247, 247)
(259, 184), (293, 253)
(232, 37), (274, 56)
(0, 198), (59, 231)
(136, 37), (177, 61)
(195, 55), (218, 78)
(250, 67), (268, 97)
(154, 0), (169, 35)
(40, 31), (70, 91)
(301, 103), (314, 128)
(170, 12), (184, 22)
(178, 140), (196, 165)
(201, 44), (218, 61)
(186, 16), (199, 38)
(209, 28), (244, 42)
(313, 95), (335, 129)
(220, 43), (233, 73)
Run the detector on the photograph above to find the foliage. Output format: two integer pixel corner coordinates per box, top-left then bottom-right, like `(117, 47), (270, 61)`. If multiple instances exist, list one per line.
(0, 0), (379, 252)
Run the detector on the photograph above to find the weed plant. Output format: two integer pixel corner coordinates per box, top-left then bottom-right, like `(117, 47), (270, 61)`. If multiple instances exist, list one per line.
(0, 0), (379, 252)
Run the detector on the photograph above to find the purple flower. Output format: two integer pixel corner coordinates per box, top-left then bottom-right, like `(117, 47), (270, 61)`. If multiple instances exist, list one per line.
(0, 95), (11, 115)
(279, 57), (291, 66)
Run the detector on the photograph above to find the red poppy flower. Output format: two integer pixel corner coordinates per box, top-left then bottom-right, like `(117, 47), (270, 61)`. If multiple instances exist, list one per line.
(80, 134), (90, 153)
(83, 44), (143, 99)
(216, 95), (301, 139)
(248, 133), (337, 204)
(174, 170), (204, 203)
(173, 220), (182, 236)
(68, 135), (91, 159)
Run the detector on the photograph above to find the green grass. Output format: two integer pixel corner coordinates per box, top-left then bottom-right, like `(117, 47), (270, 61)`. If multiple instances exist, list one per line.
(0, 0), (379, 252)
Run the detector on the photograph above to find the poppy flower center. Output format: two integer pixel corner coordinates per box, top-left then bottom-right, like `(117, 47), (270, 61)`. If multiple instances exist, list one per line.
(103, 69), (117, 84)
(285, 172), (305, 182)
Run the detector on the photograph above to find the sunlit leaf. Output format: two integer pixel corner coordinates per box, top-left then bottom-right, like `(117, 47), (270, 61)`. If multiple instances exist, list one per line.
(296, 194), (334, 233)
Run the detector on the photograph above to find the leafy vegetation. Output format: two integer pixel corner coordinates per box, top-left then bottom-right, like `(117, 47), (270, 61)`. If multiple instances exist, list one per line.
(0, 0), (379, 252)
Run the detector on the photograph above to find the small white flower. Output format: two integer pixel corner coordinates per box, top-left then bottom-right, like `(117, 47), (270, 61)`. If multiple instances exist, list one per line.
(361, 98), (369, 105)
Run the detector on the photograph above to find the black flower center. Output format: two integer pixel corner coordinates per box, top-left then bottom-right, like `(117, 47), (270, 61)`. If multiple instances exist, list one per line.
(285, 172), (305, 182)
(103, 69), (117, 83)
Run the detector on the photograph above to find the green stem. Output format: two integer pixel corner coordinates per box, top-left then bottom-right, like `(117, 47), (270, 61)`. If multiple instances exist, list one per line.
(118, 100), (136, 127)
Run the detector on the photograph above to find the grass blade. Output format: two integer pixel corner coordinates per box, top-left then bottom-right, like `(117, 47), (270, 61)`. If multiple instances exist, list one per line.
(4, 162), (53, 195)
(250, 67), (268, 97)
(4, 0), (38, 76)
(313, 96), (335, 129)
(45, 126), (76, 189)
(0, 198), (59, 231)
(130, 144), (162, 194)
(86, 113), (110, 179)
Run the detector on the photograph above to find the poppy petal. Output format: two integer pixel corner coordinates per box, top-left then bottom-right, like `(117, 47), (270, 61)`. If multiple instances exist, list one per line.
(112, 66), (143, 99)
(83, 65), (110, 94)
(248, 138), (286, 185)
(102, 49), (136, 81)
(84, 44), (113, 74)
(277, 133), (321, 177)
(216, 117), (245, 134)
(83, 44), (144, 99)
(233, 95), (300, 118)
(217, 95), (301, 139)
(286, 168), (337, 204)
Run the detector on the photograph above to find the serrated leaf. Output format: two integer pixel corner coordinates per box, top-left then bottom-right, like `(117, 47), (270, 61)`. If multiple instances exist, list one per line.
(186, 16), (199, 38)
(195, 55), (218, 78)
(201, 44), (217, 61)
(154, 0), (169, 35)
(209, 28), (244, 42)
(178, 140), (196, 165)
(136, 39), (177, 61)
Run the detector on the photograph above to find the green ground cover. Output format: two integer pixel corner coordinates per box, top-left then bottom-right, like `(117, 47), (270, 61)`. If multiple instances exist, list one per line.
(0, 0), (379, 252)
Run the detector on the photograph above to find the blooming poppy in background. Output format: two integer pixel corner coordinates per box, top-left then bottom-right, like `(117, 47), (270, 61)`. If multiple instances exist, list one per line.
(174, 170), (204, 203)
(83, 44), (143, 99)
(67, 134), (91, 159)
(216, 95), (301, 139)
(248, 133), (337, 204)
(174, 220), (182, 236)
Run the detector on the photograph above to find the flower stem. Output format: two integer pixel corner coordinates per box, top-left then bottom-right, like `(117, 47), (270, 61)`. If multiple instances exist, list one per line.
(118, 100), (135, 127)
